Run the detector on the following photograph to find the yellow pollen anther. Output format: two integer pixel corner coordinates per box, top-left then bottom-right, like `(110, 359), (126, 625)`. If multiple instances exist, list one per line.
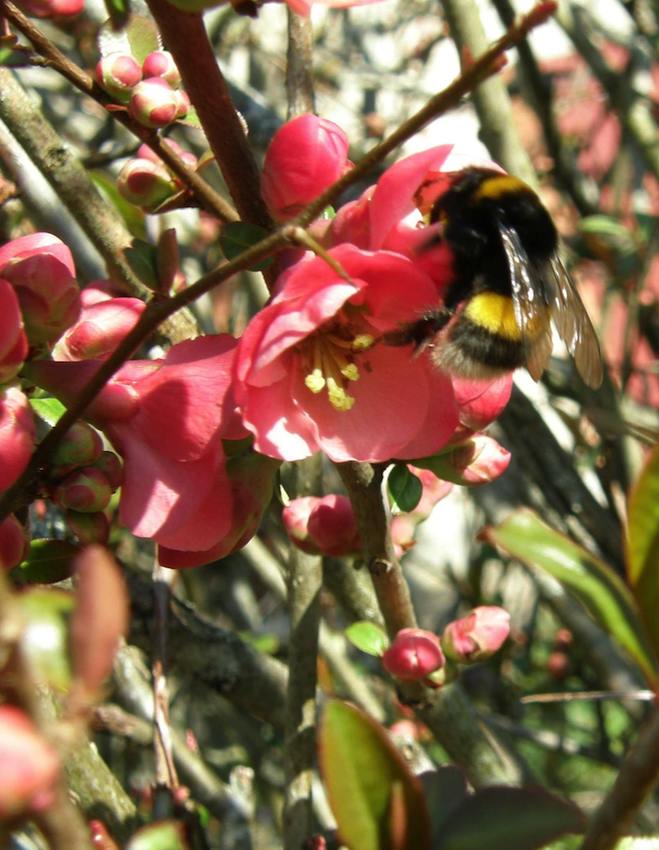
(352, 334), (375, 351)
(305, 368), (326, 394)
(326, 377), (355, 411)
(341, 363), (359, 382)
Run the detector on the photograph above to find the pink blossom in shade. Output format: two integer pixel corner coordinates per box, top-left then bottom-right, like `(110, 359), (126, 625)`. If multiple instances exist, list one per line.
(451, 375), (513, 431)
(0, 514), (29, 570)
(29, 336), (248, 552)
(0, 280), (29, 384)
(283, 494), (361, 557)
(53, 297), (146, 361)
(381, 628), (445, 682)
(261, 114), (350, 221)
(233, 244), (459, 463)
(0, 705), (59, 819)
(442, 606), (511, 663)
(0, 233), (80, 346)
(13, 0), (83, 15)
(158, 450), (280, 568)
(0, 386), (35, 493)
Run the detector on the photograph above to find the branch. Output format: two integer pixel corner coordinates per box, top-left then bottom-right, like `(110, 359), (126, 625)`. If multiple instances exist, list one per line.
(580, 706), (659, 850)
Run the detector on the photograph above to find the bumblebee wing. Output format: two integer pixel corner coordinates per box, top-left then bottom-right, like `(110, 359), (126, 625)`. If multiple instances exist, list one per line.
(548, 255), (604, 388)
(498, 220), (553, 381)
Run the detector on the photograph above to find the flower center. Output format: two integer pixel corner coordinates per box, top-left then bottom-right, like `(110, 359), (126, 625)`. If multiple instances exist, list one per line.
(299, 321), (375, 412)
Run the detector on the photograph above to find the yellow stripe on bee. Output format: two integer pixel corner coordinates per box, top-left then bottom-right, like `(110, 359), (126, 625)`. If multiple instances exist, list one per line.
(464, 293), (522, 340)
(473, 175), (531, 201)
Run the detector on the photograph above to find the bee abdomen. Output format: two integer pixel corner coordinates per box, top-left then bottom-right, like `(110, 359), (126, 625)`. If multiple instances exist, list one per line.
(431, 313), (526, 379)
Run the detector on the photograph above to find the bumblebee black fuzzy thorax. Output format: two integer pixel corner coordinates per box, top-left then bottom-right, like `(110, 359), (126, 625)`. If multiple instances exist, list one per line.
(386, 166), (603, 388)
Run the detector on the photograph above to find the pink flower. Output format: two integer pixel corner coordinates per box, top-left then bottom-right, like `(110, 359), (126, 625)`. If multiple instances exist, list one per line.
(234, 244), (459, 463)
(381, 628), (445, 682)
(261, 114), (350, 221)
(14, 0), (83, 15)
(442, 606), (511, 663)
(0, 233), (80, 346)
(451, 376), (512, 431)
(53, 296), (146, 361)
(0, 706), (59, 818)
(0, 279), (29, 384)
(29, 336), (247, 553)
(283, 494), (360, 557)
(0, 386), (35, 492)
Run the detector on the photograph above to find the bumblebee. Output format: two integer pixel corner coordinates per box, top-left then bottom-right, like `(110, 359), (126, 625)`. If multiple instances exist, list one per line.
(388, 167), (603, 388)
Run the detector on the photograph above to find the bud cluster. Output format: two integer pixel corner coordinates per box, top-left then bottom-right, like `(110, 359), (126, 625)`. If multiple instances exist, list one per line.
(379, 607), (510, 686)
(95, 50), (188, 129)
(45, 422), (123, 545)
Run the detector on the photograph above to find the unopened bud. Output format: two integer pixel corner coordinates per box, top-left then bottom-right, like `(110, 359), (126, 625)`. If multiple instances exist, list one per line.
(55, 296), (146, 361)
(92, 451), (123, 491)
(282, 494), (360, 557)
(0, 514), (29, 571)
(0, 280), (29, 385)
(381, 628), (445, 682)
(65, 510), (110, 545)
(128, 77), (180, 129)
(142, 51), (181, 88)
(442, 606), (510, 663)
(54, 467), (113, 513)
(50, 421), (104, 477)
(117, 158), (177, 211)
(424, 434), (511, 486)
(95, 53), (142, 102)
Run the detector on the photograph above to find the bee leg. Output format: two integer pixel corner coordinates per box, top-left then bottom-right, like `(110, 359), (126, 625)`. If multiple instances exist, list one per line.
(383, 308), (452, 350)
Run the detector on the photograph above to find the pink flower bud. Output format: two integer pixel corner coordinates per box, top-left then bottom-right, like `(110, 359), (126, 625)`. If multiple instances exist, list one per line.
(137, 141), (197, 171)
(50, 421), (104, 477)
(442, 606), (510, 663)
(0, 279), (28, 384)
(261, 114), (350, 221)
(92, 450), (123, 491)
(381, 628), (445, 682)
(65, 510), (110, 545)
(95, 53), (142, 102)
(174, 88), (190, 120)
(54, 296), (146, 361)
(282, 494), (360, 557)
(53, 466), (113, 513)
(142, 51), (181, 88)
(128, 77), (180, 129)
(117, 158), (178, 211)
(0, 514), (29, 570)
(0, 705), (59, 818)
(428, 434), (511, 486)
(14, 0), (83, 16)
(0, 386), (35, 492)
(0, 233), (80, 346)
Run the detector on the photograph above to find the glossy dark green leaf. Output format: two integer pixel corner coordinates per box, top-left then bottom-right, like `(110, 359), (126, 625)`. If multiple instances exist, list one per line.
(436, 786), (584, 850)
(12, 539), (79, 586)
(320, 700), (431, 850)
(388, 464), (422, 513)
(345, 621), (389, 656)
(484, 509), (658, 687)
(219, 222), (274, 271)
(126, 821), (189, 850)
(30, 397), (67, 427)
(90, 171), (146, 241)
(125, 239), (159, 289)
(627, 443), (659, 657)
(418, 766), (468, 845)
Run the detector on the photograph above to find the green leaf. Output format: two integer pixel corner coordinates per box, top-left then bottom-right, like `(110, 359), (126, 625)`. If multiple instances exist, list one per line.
(615, 839), (659, 850)
(627, 443), (659, 656)
(98, 13), (161, 64)
(18, 588), (74, 691)
(320, 700), (431, 850)
(177, 105), (202, 129)
(388, 464), (422, 513)
(436, 786), (584, 850)
(219, 222), (274, 271)
(90, 171), (146, 241)
(125, 238), (159, 289)
(483, 509), (659, 687)
(30, 397), (67, 427)
(126, 821), (189, 850)
(419, 766), (468, 845)
(345, 621), (389, 656)
(12, 539), (79, 586)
